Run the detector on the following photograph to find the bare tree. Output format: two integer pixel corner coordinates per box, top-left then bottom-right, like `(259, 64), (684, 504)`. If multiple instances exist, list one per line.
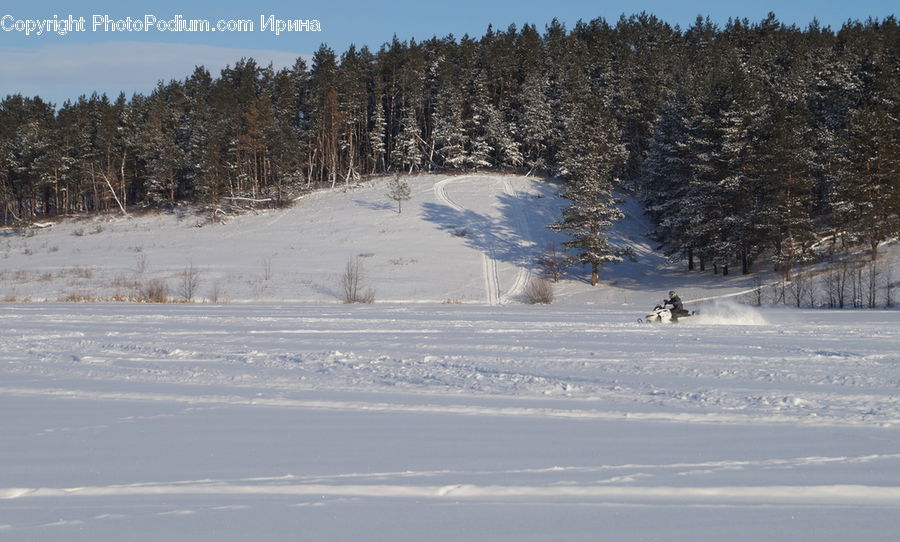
(750, 274), (765, 307)
(208, 282), (226, 304)
(824, 260), (850, 308)
(537, 243), (568, 283)
(885, 264), (895, 308)
(770, 281), (787, 306)
(178, 260), (201, 302)
(341, 257), (375, 303)
(851, 266), (864, 308)
(866, 260), (879, 309)
(789, 270), (808, 308)
(823, 266), (837, 308)
(135, 253), (148, 275)
(805, 279), (820, 308)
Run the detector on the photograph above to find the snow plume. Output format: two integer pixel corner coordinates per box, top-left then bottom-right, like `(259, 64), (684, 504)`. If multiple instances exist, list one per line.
(690, 300), (768, 326)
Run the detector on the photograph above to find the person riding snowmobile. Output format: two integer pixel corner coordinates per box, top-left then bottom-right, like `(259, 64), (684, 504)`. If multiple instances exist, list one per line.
(664, 291), (691, 320)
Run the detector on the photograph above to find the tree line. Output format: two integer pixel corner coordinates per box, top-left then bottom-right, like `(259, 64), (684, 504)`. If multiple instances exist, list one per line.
(1, 13), (898, 280)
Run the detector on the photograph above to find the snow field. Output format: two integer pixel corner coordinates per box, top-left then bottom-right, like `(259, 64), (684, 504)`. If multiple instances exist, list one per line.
(1, 303), (899, 540)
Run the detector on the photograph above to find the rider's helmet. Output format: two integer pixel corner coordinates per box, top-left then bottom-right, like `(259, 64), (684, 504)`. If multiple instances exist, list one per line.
(668, 290), (677, 298)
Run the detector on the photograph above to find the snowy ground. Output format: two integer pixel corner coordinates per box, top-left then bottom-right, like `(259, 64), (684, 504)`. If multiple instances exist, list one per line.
(2, 303), (899, 541)
(2, 174), (899, 540)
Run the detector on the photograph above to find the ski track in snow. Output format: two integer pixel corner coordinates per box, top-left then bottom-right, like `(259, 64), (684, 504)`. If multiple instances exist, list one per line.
(435, 176), (503, 305)
(3, 385), (888, 427)
(434, 176), (536, 305)
(500, 177), (533, 303)
(432, 176), (465, 213)
(5, 481), (900, 506)
(483, 249), (502, 306)
(6, 450), (900, 506)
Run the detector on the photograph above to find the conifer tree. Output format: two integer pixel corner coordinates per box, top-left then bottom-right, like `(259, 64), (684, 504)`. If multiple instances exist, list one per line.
(753, 34), (819, 280)
(466, 71), (494, 170)
(550, 86), (627, 286)
(391, 105), (424, 174)
(642, 93), (696, 268)
(369, 86), (388, 174)
(518, 71), (553, 174)
(433, 81), (468, 170)
(386, 173), (412, 213)
(140, 85), (185, 204)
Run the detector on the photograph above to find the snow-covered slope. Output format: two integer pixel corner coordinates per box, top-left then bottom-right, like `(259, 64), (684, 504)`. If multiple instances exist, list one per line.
(0, 173), (762, 307)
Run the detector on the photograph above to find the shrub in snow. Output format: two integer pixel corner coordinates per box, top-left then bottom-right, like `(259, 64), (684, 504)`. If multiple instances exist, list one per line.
(208, 282), (226, 304)
(141, 279), (169, 303)
(341, 258), (375, 304)
(523, 278), (554, 305)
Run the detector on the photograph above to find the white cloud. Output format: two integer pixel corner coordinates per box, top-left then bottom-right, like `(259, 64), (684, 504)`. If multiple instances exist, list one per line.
(0, 41), (307, 105)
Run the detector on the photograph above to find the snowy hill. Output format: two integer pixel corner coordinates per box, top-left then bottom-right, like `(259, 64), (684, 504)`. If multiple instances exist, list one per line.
(1, 173), (764, 307)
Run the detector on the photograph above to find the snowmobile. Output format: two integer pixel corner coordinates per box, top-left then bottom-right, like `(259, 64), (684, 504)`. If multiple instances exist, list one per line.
(638, 303), (695, 324)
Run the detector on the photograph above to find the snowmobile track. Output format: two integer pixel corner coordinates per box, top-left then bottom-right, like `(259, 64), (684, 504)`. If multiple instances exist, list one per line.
(500, 178), (533, 303)
(435, 176), (502, 305)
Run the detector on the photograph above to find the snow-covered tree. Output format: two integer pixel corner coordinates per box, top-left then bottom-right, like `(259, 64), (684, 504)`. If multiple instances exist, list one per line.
(487, 106), (523, 170)
(386, 173), (412, 213)
(751, 40), (819, 281)
(518, 72), (553, 173)
(140, 90), (185, 204)
(642, 93), (695, 267)
(550, 89), (627, 286)
(549, 173), (625, 286)
(369, 88), (387, 174)
(391, 105), (424, 174)
(836, 103), (900, 262)
(465, 72), (494, 170)
(433, 81), (468, 170)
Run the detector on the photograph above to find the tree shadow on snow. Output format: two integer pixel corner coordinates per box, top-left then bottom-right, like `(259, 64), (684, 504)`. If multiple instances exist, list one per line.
(310, 281), (340, 300)
(354, 199), (395, 212)
(419, 181), (567, 269)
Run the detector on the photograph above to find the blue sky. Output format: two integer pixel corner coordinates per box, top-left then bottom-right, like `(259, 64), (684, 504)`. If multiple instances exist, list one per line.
(1, 0), (896, 106)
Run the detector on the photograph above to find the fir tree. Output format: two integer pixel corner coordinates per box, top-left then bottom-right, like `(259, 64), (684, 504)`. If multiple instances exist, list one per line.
(549, 167), (625, 286)
(487, 105), (523, 170)
(642, 93), (696, 268)
(465, 71), (494, 170)
(386, 173), (412, 213)
(518, 72), (553, 173)
(369, 86), (388, 174)
(433, 80), (468, 170)
(391, 105), (423, 174)
(753, 35), (819, 280)
(550, 89), (627, 286)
